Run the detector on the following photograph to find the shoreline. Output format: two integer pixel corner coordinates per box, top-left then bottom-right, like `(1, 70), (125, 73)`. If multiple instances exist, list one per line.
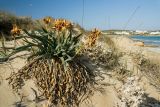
(102, 32), (160, 36)
(130, 37), (160, 53)
(132, 39), (160, 47)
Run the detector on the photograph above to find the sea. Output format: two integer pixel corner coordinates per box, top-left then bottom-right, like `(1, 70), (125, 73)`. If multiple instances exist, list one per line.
(130, 35), (160, 53)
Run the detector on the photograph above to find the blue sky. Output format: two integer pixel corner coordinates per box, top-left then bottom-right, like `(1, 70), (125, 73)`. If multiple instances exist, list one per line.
(0, 0), (160, 30)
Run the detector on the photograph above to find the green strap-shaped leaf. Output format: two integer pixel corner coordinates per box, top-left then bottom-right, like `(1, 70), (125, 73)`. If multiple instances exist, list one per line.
(8, 44), (32, 57)
(41, 27), (48, 33)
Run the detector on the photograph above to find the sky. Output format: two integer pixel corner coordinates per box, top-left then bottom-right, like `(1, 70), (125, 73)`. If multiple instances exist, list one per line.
(0, 0), (160, 30)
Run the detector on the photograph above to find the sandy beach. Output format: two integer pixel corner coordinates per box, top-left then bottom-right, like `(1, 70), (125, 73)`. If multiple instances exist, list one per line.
(0, 35), (160, 107)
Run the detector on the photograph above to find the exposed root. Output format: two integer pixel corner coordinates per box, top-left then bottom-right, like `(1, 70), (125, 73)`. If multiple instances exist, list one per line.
(7, 57), (96, 106)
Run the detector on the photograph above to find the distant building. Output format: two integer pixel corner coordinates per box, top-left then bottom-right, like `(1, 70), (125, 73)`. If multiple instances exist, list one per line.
(102, 30), (160, 35)
(149, 31), (160, 35)
(135, 30), (148, 35)
(114, 31), (130, 35)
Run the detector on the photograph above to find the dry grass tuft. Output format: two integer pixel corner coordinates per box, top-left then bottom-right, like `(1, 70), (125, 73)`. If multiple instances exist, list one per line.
(138, 58), (160, 90)
(84, 45), (119, 70)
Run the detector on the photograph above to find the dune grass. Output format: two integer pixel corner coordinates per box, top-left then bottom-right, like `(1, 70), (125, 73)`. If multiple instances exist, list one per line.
(139, 57), (160, 90)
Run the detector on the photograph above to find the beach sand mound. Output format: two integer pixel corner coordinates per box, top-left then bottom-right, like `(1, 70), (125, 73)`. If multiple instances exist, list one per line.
(0, 35), (160, 107)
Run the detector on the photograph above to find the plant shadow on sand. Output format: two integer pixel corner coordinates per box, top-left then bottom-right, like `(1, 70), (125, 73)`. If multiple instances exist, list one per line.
(13, 102), (26, 107)
(138, 93), (160, 107)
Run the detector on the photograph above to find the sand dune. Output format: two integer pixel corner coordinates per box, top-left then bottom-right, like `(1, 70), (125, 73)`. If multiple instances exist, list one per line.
(0, 35), (160, 107)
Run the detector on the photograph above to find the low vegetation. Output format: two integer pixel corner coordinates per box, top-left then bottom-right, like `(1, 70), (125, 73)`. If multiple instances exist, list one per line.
(138, 57), (160, 90)
(6, 17), (102, 106)
(0, 11), (35, 40)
